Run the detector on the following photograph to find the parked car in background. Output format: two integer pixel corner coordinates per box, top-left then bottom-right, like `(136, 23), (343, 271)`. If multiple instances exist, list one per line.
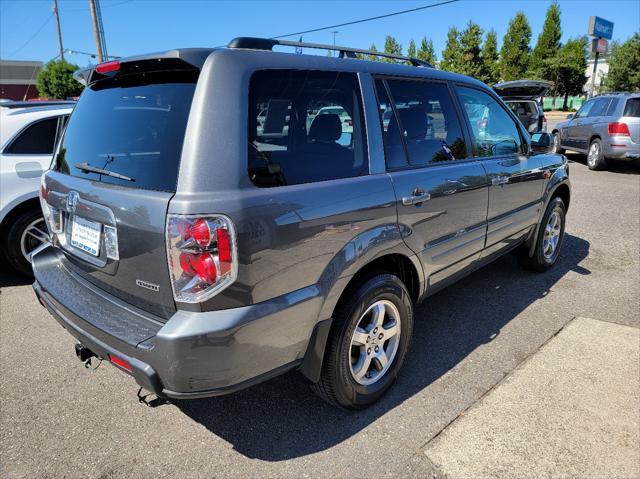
(33, 39), (569, 409)
(494, 80), (551, 134)
(1, 102), (73, 275)
(551, 92), (640, 170)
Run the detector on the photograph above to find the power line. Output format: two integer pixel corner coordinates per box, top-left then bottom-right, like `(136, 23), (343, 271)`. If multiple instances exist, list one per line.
(4, 14), (53, 58)
(270, 0), (460, 39)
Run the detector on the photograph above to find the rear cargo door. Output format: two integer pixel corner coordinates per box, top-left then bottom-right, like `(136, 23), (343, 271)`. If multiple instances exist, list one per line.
(42, 63), (199, 319)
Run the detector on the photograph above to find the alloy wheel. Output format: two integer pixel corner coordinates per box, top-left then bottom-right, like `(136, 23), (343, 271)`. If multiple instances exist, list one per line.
(543, 210), (562, 259)
(587, 142), (599, 167)
(19, 218), (49, 263)
(349, 300), (401, 386)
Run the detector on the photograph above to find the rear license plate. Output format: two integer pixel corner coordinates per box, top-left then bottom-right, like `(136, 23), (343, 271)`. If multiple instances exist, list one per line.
(70, 216), (102, 256)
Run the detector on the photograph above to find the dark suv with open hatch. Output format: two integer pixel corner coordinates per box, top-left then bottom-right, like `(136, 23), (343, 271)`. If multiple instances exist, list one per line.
(33, 38), (570, 409)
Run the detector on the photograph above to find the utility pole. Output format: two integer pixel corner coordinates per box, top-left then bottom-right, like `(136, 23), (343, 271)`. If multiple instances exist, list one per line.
(89, 0), (105, 62)
(52, 0), (64, 61)
(331, 31), (338, 57)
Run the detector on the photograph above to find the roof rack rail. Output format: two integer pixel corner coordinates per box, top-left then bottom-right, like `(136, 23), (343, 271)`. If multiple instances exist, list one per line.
(594, 91), (632, 96)
(227, 37), (433, 68)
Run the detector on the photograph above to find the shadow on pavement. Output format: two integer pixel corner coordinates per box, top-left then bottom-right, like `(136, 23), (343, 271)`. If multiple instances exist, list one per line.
(174, 233), (590, 461)
(567, 153), (640, 175)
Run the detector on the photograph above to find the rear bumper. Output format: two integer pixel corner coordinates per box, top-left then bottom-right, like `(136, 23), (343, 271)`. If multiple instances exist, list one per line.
(603, 137), (640, 160)
(32, 246), (323, 398)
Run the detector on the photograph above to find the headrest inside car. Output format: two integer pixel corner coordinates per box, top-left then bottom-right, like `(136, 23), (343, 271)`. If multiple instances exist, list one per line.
(398, 108), (428, 140)
(309, 114), (342, 142)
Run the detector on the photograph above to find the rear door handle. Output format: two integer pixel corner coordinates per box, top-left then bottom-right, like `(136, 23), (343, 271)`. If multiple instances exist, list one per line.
(402, 188), (431, 205)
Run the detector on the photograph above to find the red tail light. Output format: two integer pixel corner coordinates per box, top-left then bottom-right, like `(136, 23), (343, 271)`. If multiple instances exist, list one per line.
(166, 215), (237, 303)
(109, 354), (132, 372)
(190, 218), (211, 248)
(96, 60), (120, 74)
(608, 122), (630, 136)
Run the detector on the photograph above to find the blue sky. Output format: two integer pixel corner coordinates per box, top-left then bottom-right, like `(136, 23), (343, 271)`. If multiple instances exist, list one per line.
(1, 0), (639, 66)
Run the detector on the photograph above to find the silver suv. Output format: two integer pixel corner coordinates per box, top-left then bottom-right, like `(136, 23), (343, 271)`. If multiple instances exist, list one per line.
(552, 93), (640, 170)
(32, 38), (570, 409)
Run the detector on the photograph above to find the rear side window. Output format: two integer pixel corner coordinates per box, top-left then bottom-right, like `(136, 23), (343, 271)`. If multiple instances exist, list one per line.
(248, 70), (367, 187)
(605, 98), (619, 116)
(376, 79), (467, 169)
(55, 70), (197, 192)
(624, 98), (640, 117)
(457, 86), (522, 157)
(5, 117), (58, 154)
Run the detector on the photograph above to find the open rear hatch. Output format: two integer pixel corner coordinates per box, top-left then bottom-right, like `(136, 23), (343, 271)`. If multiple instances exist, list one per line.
(41, 56), (202, 320)
(494, 80), (552, 100)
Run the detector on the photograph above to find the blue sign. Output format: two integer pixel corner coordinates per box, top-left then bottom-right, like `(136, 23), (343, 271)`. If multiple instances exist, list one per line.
(588, 16), (614, 40)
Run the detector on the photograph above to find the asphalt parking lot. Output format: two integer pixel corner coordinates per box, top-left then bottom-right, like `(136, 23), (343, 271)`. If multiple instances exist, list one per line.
(1, 154), (639, 478)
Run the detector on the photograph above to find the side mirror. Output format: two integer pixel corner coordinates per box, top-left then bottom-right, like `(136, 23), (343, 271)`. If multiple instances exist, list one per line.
(530, 132), (553, 153)
(566, 113), (574, 119)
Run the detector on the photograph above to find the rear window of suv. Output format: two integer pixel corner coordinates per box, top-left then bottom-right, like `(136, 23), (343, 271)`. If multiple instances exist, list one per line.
(624, 98), (640, 117)
(55, 70), (197, 192)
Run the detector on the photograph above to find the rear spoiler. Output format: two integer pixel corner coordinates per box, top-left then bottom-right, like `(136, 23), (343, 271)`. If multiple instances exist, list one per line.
(73, 48), (214, 86)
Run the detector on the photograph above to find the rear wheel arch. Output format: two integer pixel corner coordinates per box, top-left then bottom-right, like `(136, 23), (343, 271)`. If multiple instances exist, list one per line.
(334, 254), (421, 311)
(300, 253), (421, 383)
(0, 196), (41, 239)
(0, 196), (44, 275)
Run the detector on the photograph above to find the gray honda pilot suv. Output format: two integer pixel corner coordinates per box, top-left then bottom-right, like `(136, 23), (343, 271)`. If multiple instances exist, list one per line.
(33, 38), (570, 409)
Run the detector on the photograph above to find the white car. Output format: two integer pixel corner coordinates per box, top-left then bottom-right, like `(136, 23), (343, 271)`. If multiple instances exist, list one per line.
(1, 103), (74, 275)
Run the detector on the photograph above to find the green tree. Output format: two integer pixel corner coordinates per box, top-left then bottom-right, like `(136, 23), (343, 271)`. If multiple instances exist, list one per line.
(458, 21), (484, 78)
(481, 29), (499, 84)
(366, 43), (380, 62)
(417, 37), (437, 65)
(441, 26), (462, 72)
(500, 12), (532, 81)
(383, 35), (402, 62)
(407, 38), (417, 58)
(546, 36), (587, 109)
(35, 60), (83, 99)
(603, 33), (640, 92)
(528, 1), (562, 79)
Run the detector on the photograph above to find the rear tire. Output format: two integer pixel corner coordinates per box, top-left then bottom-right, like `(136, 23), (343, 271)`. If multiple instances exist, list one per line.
(312, 274), (413, 409)
(587, 138), (607, 170)
(519, 197), (566, 272)
(552, 132), (565, 154)
(4, 208), (48, 277)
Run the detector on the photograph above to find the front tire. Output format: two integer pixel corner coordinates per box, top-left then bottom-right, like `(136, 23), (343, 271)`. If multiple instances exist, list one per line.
(4, 208), (48, 277)
(520, 197), (566, 272)
(312, 274), (413, 409)
(587, 138), (607, 170)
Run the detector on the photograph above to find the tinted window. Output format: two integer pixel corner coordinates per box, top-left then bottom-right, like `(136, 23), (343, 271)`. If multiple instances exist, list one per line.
(457, 86), (522, 157)
(605, 98), (620, 116)
(588, 98), (610, 117)
(376, 80), (407, 169)
(376, 79), (467, 169)
(249, 70), (367, 187)
(575, 100), (594, 118)
(624, 98), (640, 117)
(55, 70), (197, 192)
(6, 117), (58, 154)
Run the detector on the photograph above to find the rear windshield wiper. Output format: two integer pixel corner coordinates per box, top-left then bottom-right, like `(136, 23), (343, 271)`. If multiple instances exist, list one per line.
(74, 162), (135, 182)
